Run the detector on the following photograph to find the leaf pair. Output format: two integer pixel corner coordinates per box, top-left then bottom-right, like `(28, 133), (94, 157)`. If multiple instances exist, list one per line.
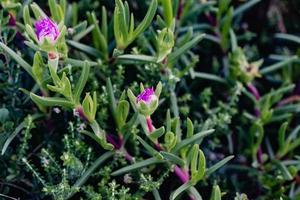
(82, 92), (97, 122)
(106, 78), (131, 132)
(88, 120), (114, 150)
(190, 144), (206, 184)
(32, 51), (46, 86)
(113, 0), (158, 50)
(30, 61), (91, 112)
(87, 8), (108, 60)
(258, 84), (295, 123)
(47, 67), (73, 100)
(160, 0), (173, 28)
(24, 0), (65, 25)
(217, 0), (233, 51)
(277, 122), (300, 158)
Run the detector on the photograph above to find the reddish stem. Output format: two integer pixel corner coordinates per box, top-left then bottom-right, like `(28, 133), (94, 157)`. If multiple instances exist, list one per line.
(146, 116), (155, 133)
(118, 134), (134, 162)
(247, 83), (263, 164)
(74, 106), (89, 122)
(107, 134), (121, 149)
(174, 165), (190, 183)
(205, 13), (217, 27)
(176, 0), (183, 20)
(247, 83), (261, 101)
(147, 115), (195, 199)
(146, 116), (164, 150)
(174, 166), (195, 200)
(277, 95), (300, 107)
(254, 108), (261, 118)
(247, 83), (261, 117)
(257, 146), (263, 164)
(146, 117), (190, 180)
(8, 13), (16, 26)
(107, 134), (134, 162)
(124, 151), (134, 162)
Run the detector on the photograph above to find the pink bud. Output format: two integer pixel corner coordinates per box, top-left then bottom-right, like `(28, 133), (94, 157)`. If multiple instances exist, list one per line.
(35, 18), (59, 43)
(136, 88), (156, 104)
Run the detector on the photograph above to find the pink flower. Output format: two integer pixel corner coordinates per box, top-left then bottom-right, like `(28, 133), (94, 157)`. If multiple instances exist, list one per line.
(35, 18), (59, 42)
(136, 88), (156, 104)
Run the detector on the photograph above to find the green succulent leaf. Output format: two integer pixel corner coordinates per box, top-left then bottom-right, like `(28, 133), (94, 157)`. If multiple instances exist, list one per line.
(32, 51), (45, 85)
(206, 156), (234, 177)
(114, 0), (158, 49)
(249, 122), (264, 159)
(168, 34), (205, 64)
(87, 11), (108, 58)
(160, 0), (173, 28)
(67, 40), (103, 58)
(74, 61), (90, 104)
(164, 131), (177, 152)
(155, 82), (162, 98)
(190, 145), (206, 184)
(81, 130), (114, 151)
(166, 109), (172, 132)
(23, 5), (32, 26)
(30, 2), (47, 19)
(127, 88), (137, 108)
(49, 0), (60, 22)
(121, 112), (139, 134)
(137, 136), (162, 159)
(210, 185), (222, 200)
(172, 129), (214, 153)
(160, 151), (185, 166)
(111, 157), (165, 176)
(278, 122), (289, 153)
(186, 118), (194, 138)
(170, 182), (193, 200)
(116, 100), (130, 129)
(0, 42), (34, 79)
(30, 93), (74, 108)
(82, 92), (97, 122)
(149, 126), (165, 140)
(132, 0), (158, 39)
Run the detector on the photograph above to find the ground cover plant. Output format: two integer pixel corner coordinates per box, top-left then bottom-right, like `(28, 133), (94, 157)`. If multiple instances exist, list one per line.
(0, 0), (300, 199)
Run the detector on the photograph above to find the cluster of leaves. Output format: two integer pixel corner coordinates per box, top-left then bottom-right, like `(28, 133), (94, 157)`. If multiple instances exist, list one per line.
(0, 0), (300, 200)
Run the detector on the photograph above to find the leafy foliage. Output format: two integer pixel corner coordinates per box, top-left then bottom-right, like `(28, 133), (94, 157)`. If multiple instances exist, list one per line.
(0, 0), (300, 199)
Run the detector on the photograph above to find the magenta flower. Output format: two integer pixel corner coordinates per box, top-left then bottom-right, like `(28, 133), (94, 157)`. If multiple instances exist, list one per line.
(35, 18), (59, 42)
(128, 83), (161, 116)
(136, 88), (156, 104)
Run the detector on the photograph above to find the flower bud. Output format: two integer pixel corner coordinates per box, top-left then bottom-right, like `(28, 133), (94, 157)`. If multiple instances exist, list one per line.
(156, 28), (174, 62)
(35, 18), (59, 44)
(81, 92), (97, 123)
(136, 87), (158, 116)
(127, 82), (162, 117)
(164, 131), (177, 151)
